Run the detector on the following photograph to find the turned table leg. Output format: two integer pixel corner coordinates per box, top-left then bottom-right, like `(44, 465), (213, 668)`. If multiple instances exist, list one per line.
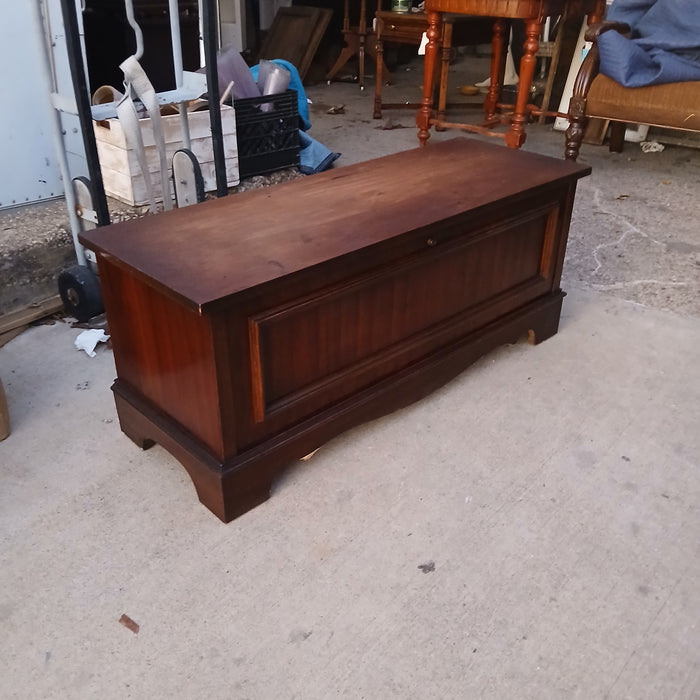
(484, 18), (508, 125)
(436, 20), (453, 126)
(505, 18), (540, 149)
(417, 10), (441, 146)
(373, 32), (384, 118)
(358, 33), (367, 89)
(357, 0), (368, 90)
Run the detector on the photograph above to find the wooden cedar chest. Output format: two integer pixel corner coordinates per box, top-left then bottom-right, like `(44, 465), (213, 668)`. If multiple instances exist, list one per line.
(79, 138), (590, 522)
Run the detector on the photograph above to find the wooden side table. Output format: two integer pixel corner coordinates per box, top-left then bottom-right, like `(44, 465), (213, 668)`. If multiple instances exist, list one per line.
(327, 0), (387, 89)
(416, 0), (605, 149)
(374, 11), (437, 120)
(374, 12), (494, 120)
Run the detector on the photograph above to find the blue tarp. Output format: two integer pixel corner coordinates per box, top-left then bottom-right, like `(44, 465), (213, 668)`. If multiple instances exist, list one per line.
(598, 0), (700, 87)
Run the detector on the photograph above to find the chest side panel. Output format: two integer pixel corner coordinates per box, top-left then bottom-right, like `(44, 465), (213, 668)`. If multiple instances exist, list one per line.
(98, 258), (228, 459)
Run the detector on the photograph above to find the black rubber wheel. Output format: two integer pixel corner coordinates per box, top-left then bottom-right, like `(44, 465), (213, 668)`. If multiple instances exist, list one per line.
(57, 264), (104, 322)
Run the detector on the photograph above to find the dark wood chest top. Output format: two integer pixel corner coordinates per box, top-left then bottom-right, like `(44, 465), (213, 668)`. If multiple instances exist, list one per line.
(80, 138), (589, 313)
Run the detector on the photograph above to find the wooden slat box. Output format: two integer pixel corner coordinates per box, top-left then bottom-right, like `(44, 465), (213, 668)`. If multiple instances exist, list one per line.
(93, 105), (240, 206)
(80, 138), (590, 523)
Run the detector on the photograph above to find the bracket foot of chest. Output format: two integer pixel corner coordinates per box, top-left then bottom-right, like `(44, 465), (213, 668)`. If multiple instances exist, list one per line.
(113, 291), (564, 522)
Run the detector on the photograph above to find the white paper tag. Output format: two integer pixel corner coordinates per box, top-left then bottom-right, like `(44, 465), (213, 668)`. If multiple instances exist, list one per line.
(418, 32), (428, 55)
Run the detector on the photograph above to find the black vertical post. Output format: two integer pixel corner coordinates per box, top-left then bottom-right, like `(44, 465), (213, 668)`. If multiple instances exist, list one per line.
(201, 0), (228, 197)
(59, 0), (111, 226)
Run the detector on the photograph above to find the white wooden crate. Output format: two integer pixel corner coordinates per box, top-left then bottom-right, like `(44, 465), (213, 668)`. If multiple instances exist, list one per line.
(94, 105), (239, 207)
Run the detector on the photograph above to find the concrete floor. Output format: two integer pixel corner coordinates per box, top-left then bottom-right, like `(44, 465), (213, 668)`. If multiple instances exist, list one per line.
(1, 53), (699, 699)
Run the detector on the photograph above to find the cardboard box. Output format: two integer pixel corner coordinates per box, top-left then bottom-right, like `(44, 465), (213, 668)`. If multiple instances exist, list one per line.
(94, 105), (239, 207)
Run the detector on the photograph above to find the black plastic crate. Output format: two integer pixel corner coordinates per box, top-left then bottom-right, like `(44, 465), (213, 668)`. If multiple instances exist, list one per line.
(234, 90), (300, 178)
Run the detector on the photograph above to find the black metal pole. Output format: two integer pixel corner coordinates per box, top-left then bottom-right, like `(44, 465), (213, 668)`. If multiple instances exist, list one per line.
(59, 0), (110, 226)
(201, 0), (229, 197)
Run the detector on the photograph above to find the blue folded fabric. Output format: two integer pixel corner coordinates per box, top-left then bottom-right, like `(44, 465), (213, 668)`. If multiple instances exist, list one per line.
(298, 131), (341, 175)
(599, 0), (700, 87)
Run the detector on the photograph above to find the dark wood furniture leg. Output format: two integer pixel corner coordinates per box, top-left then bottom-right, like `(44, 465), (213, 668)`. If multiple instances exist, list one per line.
(608, 121), (626, 152)
(328, 0), (388, 89)
(114, 293), (566, 522)
(417, 10), (441, 145)
(328, 33), (387, 89)
(564, 110), (587, 161)
(327, 0), (370, 87)
(114, 383), (277, 523)
(563, 26), (603, 162)
(327, 38), (359, 81)
(327, 0), (353, 80)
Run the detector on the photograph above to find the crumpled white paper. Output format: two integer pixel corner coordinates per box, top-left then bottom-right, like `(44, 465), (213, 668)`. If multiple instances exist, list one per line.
(75, 329), (110, 357)
(641, 140), (665, 153)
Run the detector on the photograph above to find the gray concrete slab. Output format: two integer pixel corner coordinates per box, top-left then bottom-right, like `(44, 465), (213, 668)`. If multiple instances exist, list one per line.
(1, 287), (699, 699)
(1, 51), (699, 699)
